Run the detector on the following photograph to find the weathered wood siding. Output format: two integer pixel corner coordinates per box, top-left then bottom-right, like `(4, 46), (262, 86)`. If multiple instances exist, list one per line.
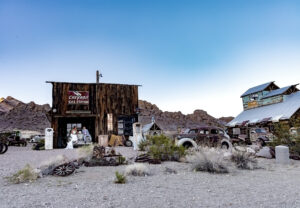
(50, 82), (139, 147)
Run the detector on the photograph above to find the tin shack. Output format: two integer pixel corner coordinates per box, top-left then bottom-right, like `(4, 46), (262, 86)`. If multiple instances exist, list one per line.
(47, 81), (139, 148)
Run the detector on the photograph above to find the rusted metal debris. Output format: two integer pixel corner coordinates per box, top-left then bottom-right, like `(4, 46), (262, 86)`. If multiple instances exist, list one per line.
(135, 154), (161, 164)
(84, 145), (125, 167)
(52, 163), (76, 176)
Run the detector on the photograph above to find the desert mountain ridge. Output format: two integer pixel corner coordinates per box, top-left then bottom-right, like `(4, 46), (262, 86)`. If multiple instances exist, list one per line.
(0, 96), (51, 132)
(138, 100), (233, 131)
(0, 97), (233, 133)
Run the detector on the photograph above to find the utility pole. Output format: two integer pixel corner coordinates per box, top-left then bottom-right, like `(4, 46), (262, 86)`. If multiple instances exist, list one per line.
(96, 70), (103, 83)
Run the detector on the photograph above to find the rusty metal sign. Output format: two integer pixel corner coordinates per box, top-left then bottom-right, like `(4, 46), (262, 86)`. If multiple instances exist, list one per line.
(68, 91), (89, 105)
(247, 101), (258, 109)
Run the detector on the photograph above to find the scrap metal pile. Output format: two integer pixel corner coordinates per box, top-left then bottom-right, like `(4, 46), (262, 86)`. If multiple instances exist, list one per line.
(84, 146), (126, 167)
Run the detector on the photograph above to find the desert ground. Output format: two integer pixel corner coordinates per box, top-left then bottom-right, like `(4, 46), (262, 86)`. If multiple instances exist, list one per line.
(1, 145), (300, 208)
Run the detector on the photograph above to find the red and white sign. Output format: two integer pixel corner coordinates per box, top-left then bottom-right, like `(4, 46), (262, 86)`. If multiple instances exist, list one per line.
(68, 91), (89, 105)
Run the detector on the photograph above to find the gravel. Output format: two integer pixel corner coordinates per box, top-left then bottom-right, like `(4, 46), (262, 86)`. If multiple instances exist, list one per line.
(1, 145), (300, 208)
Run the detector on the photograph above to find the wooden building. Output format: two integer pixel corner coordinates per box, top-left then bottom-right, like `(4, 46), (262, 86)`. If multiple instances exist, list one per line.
(227, 81), (300, 130)
(47, 81), (139, 148)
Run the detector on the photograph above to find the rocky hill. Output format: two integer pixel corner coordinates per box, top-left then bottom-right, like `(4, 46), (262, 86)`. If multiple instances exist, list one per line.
(138, 100), (225, 131)
(0, 97), (231, 133)
(0, 97), (51, 133)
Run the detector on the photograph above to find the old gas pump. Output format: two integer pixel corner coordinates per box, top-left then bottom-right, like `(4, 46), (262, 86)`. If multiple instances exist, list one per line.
(45, 128), (54, 150)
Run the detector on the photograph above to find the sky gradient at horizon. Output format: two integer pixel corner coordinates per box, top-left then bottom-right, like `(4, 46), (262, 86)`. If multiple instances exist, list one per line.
(1, 0), (300, 118)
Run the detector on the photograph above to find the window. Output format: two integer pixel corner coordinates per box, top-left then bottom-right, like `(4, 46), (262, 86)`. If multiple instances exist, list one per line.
(250, 94), (259, 101)
(107, 114), (113, 131)
(67, 123), (82, 136)
(189, 129), (198, 134)
(118, 120), (124, 135)
(211, 129), (218, 134)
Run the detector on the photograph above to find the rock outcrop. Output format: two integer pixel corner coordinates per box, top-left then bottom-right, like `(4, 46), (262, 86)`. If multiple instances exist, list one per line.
(138, 100), (225, 131)
(0, 97), (51, 133)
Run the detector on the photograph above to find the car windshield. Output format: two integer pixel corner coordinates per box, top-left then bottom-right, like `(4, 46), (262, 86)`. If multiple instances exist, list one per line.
(255, 128), (266, 133)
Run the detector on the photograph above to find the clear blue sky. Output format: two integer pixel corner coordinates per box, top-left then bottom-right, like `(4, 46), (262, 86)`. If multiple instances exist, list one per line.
(1, 0), (300, 117)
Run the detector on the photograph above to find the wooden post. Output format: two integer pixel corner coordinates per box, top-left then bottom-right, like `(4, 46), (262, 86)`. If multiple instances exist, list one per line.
(96, 70), (100, 83)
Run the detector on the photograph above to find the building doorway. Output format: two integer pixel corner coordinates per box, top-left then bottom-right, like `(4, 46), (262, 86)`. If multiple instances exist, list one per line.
(57, 117), (95, 148)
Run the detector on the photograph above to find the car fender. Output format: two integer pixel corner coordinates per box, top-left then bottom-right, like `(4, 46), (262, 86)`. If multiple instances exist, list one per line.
(177, 138), (197, 148)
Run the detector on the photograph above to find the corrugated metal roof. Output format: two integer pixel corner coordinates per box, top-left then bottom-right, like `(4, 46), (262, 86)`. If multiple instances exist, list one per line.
(228, 91), (300, 127)
(142, 123), (154, 133)
(262, 86), (292, 99)
(142, 122), (162, 133)
(241, 81), (274, 97)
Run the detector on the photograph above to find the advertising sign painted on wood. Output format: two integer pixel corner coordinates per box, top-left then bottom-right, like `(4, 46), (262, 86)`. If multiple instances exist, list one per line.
(68, 91), (89, 105)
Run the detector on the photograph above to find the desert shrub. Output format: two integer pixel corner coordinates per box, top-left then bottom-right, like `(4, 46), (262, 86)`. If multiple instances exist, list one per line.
(118, 156), (127, 165)
(7, 164), (39, 184)
(138, 139), (150, 151)
(114, 171), (126, 184)
(269, 119), (300, 156)
(143, 135), (186, 161)
(188, 148), (229, 174)
(125, 163), (150, 176)
(231, 151), (258, 170)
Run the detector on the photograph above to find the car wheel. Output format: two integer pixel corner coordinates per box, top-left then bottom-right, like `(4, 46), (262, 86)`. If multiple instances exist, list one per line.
(183, 142), (193, 149)
(221, 143), (229, 149)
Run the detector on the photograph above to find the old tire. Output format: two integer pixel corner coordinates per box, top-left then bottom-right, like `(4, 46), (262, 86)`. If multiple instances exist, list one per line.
(125, 140), (133, 147)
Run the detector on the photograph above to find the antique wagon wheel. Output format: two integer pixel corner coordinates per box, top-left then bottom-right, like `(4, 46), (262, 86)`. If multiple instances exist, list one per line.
(52, 163), (76, 176)
(0, 143), (8, 154)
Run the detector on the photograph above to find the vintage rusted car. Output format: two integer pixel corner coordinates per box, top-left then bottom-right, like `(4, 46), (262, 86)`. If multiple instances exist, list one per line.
(175, 126), (232, 149)
(6, 132), (27, 146)
(229, 127), (273, 146)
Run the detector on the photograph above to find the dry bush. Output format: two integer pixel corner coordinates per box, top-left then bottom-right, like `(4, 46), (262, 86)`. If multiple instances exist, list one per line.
(76, 144), (95, 160)
(40, 155), (69, 167)
(231, 151), (258, 170)
(39, 154), (70, 175)
(187, 148), (230, 174)
(125, 163), (150, 176)
(7, 164), (39, 184)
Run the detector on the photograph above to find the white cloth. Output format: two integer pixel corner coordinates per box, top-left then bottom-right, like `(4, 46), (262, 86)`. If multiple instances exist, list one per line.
(70, 133), (78, 143)
(65, 140), (73, 149)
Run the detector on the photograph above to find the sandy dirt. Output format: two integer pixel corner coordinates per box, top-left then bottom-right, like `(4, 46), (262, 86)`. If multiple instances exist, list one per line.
(1, 145), (300, 208)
